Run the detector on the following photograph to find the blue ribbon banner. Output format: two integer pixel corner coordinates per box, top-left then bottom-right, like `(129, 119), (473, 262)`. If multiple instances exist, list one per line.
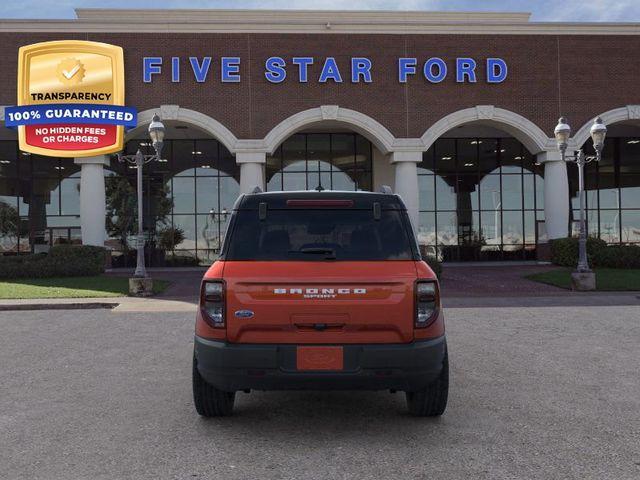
(4, 104), (138, 128)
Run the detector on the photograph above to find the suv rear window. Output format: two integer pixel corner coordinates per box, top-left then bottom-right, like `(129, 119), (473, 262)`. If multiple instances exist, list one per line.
(224, 209), (416, 261)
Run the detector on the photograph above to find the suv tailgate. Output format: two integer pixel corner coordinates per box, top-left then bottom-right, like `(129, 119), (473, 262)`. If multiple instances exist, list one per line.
(222, 261), (417, 344)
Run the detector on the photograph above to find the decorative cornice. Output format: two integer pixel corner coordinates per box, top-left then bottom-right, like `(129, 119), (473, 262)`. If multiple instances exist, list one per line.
(0, 9), (638, 35)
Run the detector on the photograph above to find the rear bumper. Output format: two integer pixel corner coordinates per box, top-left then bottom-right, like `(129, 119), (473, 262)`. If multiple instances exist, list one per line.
(194, 335), (447, 392)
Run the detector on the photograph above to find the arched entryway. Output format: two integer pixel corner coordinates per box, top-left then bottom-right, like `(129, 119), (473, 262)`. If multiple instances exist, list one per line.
(261, 106), (396, 201)
(418, 107), (554, 261)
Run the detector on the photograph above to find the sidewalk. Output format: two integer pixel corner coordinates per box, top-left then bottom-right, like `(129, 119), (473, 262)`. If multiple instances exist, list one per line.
(0, 295), (197, 312)
(440, 264), (565, 297)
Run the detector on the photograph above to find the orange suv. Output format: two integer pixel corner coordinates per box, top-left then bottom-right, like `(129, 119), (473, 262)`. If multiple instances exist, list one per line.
(193, 190), (448, 416)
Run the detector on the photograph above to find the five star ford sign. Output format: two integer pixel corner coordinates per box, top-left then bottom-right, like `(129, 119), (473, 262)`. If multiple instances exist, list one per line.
(4, 40), (137, 158)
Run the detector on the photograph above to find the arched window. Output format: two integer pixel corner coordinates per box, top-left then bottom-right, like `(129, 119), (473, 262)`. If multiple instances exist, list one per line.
(418, 136), (543, 261)
(266, 133), (372, 192)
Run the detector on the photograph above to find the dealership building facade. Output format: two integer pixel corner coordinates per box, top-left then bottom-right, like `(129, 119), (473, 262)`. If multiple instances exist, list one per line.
(0, 9), (639, 264)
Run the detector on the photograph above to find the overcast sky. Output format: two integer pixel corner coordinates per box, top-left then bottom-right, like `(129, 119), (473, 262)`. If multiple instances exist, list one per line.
(0, 0), (638, 22)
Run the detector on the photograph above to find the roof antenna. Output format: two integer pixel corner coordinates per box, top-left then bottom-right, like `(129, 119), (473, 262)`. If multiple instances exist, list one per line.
(379, 185), (393, 194)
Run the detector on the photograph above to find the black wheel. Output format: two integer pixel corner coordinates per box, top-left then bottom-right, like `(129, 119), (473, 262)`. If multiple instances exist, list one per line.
(192, 356), (236, 417)
(405, 347), (449, 417)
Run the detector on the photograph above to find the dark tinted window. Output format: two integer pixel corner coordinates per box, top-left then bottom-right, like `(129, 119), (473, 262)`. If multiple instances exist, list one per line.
(225, 209), (415, 261)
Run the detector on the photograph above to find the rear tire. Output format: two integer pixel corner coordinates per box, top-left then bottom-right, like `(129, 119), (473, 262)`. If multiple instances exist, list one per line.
(193, 357), (236, 417)
(405, 347), (449, 417)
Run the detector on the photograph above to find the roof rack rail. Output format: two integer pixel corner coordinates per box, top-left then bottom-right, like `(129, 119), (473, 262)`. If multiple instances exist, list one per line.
(250, 186), (263, 194)
(379, 185), (393, 194)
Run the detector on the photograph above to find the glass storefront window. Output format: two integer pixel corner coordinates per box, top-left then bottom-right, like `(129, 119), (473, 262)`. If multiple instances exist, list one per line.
(502, 211), (524, 247)
(621, 174), (640, 209)
(436, 211), (457, 246)
(501, 175), (523, 210)
(421, 136), (545, 260)
(172, 177), (196, 213)
(418, 211), (436, 254)
(3, 133), (639, 264)
(173, 140), (196, 177)
(435, 176), (456, 211)
(418, 174), (435, 211)
(60, 176), (80, 216)
(599, 210), (620, 243)
(500, 138), (523, 174)
(568, 137), (640, 245)
(266, 133), (373, 193)
(621, 210), (640, 243)
(479, 175), (501, 211)
(195, 177), (219, 214)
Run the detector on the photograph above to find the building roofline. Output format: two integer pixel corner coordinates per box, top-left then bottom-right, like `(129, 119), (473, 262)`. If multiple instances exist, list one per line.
(0, 9), (638, 35)
(73, 9), (533, 24)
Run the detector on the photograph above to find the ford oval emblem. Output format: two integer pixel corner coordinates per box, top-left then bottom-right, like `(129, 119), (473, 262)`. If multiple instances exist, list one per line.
(234, 310), (254, 318)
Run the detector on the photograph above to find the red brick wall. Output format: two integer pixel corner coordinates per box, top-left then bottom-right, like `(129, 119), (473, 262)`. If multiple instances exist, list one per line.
(0, 32), (638, 141)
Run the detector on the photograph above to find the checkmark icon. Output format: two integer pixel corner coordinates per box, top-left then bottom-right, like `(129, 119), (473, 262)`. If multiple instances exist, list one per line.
(62, 64), (80, 79)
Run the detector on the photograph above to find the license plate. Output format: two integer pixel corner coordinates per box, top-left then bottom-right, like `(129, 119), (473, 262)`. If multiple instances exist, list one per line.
(296, 346), (344, 371)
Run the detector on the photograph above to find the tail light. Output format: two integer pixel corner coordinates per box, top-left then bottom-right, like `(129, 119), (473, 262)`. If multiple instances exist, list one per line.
(201, 280), (225, 328)
(415, 280), (440, 328)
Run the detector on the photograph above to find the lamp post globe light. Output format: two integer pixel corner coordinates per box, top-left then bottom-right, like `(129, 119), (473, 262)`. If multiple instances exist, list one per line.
(117, 113), (166, 296)
(553, 116), (607, 291)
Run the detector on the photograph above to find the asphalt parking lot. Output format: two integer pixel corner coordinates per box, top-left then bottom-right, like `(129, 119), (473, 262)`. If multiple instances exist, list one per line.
(1, 305), (639, 480)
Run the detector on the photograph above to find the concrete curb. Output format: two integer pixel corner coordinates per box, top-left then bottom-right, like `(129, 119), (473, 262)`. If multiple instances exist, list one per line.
(0, 302), (119, 311)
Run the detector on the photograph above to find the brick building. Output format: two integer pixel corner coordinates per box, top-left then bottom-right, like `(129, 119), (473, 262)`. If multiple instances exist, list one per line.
(0, 9), (639, 264)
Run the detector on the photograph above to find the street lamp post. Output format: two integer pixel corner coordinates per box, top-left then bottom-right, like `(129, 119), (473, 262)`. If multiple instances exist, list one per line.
(117, 114), (165, 294)
(553, 116), (607, 290)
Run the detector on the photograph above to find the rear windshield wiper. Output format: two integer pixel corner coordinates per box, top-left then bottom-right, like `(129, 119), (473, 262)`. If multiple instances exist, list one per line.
(288, 248), (337, 259)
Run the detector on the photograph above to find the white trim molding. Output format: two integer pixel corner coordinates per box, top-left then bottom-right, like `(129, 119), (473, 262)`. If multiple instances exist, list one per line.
(127, 106), (239, 154)
(420, 106), (553, 154)
(263, 106), (397, 155)
(572, 105), (640, 148)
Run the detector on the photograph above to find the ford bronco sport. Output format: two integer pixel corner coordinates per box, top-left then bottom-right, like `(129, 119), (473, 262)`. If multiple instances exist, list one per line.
(193, 189), (448, 417)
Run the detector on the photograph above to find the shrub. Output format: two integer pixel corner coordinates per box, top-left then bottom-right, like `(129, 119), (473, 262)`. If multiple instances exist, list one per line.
(164, 254), (200, 267)
(0, 245), (106, 279)
(550, 237), (640, 269)
(157, 227), (185, 252)
(593, 244), (640, 269)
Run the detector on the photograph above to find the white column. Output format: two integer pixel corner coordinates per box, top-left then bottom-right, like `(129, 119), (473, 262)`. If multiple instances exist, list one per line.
(74, 155), (109, 246)
(237, 152), (266, 193)
(538, 151), (569, 240)
(391, 150), (421, 230)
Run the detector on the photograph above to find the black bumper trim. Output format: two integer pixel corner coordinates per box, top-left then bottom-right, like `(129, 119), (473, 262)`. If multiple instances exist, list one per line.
(194, 335), (446, 392)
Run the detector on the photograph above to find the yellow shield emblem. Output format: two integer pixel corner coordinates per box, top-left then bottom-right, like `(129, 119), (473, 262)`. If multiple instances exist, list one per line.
(15, 40), (126, 157)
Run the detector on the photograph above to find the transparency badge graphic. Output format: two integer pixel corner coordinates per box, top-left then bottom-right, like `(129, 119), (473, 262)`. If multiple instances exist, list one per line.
(5, 40), (136, 157)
